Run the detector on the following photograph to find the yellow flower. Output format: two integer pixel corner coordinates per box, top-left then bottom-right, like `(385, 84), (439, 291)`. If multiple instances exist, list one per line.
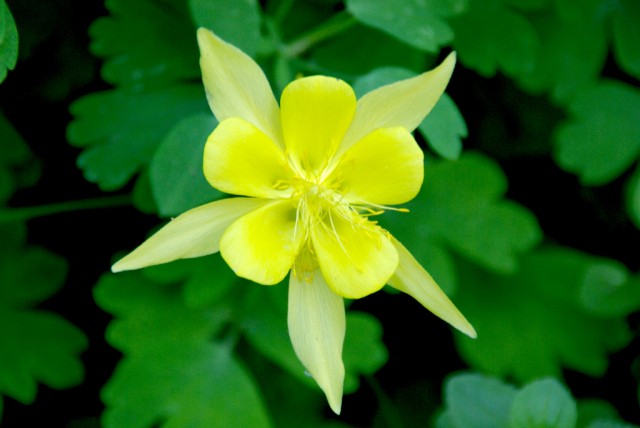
(112, 28), (476, 414)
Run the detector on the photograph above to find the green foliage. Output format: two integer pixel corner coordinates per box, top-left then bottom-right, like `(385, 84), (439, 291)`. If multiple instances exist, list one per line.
(240, 280), (388, 394)
(0, 112), (39, 204)
(382, 153), (541, 293)
(346, 0), (464, 53)
(90, 0), (198, 89)
(95, 271), (272, 428)
(352, 67), (466, 159)
(189, 0), (262, 57)
(0, 229), (88, 406)
(438, 374), (580, 428)
(67, 85), (208, 190)
(454, 248), (633, 382)
(554, 81), (640, 186)
(0, 0), (18, 84)
(611, 0), (640, 79)
(150, 113), (222, 217)
(449, 0), (538, 77)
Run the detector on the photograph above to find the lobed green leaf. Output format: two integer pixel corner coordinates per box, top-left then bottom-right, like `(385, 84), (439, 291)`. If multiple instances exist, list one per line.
(611, 0), (640, 79)
(454, 248), (632, 382)
(346, 0), (465, 53)
(554, 81), (640, 185)
(67, 85), (208, 190)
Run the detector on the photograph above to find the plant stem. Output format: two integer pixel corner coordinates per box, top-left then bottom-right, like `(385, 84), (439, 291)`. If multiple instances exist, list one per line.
(281, 11), (357, 58)
(0, 194), (132, 223)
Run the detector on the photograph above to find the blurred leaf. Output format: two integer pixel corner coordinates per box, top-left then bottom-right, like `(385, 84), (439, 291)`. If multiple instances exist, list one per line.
(611, 0), (640, 79)
(67, 85), (207, 190)
(150, 113), (222, 217)
(0, 241), (87, 405)
(346, 0), (465, 53)
(454, 248), (632, 382)
(440, 373), (632, 428)
(95, 272), (271, 428)
(342, 312), (388, 393)
(142, 254), (236, 309)
(502, 0), (551, 11)
(577, 400), (621, 428)
(352, 67), (466, 159)
(580, 262), (640, 318)
(0, 0), (18, 83)
(308, 24), (426, 79)
(383, 153), (541, 293)
(442, 372), (517, 428)
(554, 81), (640, 185)
(0, 111), (39, 204)
(450, 0), (538, 77)
(419, 93), (466, 160)
(241, 283), (388, 395)
(189, 0), (261, 57)
(507, 378), (577, 428)
(625, 164), (640, 229)
(90, 0), (198, 89)
(131, 169), (158, 214)
(516, 1), (607, 102)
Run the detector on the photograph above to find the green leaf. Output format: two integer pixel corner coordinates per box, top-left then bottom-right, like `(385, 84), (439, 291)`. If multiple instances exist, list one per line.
(454, 248), (632, 382)
(241, 283), (388, 395)
(67, 85), (208, 190)
(516, 1), (607, 102)
(502, 0), (551, 11)
(89, 0), (198, 89)
(0, 0), (18, 83)
(450, 0), (538, 77)
(508, 378), (577, 428)
(579, 262), (640, 318)
(577, 400), (621, 428)
(554, 81), (640, 185)
(419, 93), (466, 160)
(352, 67), (466, 159)
(625, 164), (640, 229)
(611, 0), (640, 79)
(95, 272), (272, 428)
(188, 0), (262, 58)
(443, 372), (517, 428)
(0, 241), (87, 404)
(382, 153), (541, 293)
(308, 24), (427, 80)
(346, 0), (464, 53)
(142, 254), (236, 309)
(150, 114), (222, 217)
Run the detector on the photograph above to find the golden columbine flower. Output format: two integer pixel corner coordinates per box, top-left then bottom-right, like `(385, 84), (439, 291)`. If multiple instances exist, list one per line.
(113, 28), (476, 414)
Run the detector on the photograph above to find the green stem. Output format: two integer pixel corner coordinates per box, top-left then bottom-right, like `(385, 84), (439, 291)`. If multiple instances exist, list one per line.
(272, 0), (296, 25)
(281, 11), (357, 58)
(0, 194), (132, 223)
(366, 375), (405, 428)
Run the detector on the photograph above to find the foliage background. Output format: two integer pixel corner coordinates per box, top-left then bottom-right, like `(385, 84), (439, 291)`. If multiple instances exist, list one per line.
(1, 0), (640, 426)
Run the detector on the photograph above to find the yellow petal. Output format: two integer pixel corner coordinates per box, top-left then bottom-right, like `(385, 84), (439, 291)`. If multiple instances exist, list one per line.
(339, 52), (456, 156)
(204, 118), (293, 198)
(387, 238), (477, 338)
(220, 200), (298, 285)
(280, 76), (356, 176)
(112, 198), (270, 272)
(312, 211), (398, 299)
(197, 28), (284, 147)
(288, 268), (345, 414)
(332, 127), (423, 205)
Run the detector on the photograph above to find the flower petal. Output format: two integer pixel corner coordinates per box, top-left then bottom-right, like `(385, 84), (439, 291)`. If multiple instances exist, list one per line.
(288, 268), (345, 414)
(339, 52), (456, 155)
(220, 200), (298, 285)
(112, 198), (270, 272)
(204, 118), (293, 198)
(197, 28), (284, 147)
(312, 211), (398, 299)
(332, 127), (423, 205)
(387, 238), (477, 338)
(280, 76), (356, 176)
